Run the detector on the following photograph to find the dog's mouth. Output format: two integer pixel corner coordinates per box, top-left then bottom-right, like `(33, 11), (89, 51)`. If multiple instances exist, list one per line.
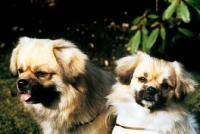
(136, 95), (156, 108)
(17, 79), (45, 104)
(19, 91), (42, 104)
(20, 93), (36, 103)
(144, 96), (154, 102)
(20, 93), (31, 101)
(18, 86), (61, 107)
(17, 79), (61, 106)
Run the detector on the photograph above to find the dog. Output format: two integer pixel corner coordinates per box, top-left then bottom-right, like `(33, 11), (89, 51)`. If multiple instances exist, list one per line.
(106, 51), (199, 134)
(10, 37), (116, 134)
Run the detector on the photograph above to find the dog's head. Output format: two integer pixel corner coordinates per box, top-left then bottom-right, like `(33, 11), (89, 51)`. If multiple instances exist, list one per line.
(10, 37), (88, 105)
(115, 51), (196, 110)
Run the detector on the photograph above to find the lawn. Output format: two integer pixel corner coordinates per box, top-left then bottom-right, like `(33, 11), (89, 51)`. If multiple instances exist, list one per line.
(0, 66), (41, 134)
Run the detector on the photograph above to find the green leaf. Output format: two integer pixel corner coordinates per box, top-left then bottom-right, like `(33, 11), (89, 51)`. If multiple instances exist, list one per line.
(127, 30), (141, 53)
(159, 40), (167, 54)
(144, 8), (151, 15)
(151, 21), (160, 27)
(147, 28), (160, 49)
(141, 32), (150, 54)
(142, 18), (147, 25)
(160, 26), (166, 40)
(185, 0), (200, 9)
(147, 14), (159, 19)
(178, 27), (194, 37)
(172, 34), (181, 44)
(132, 16), (143, 25)
(162, 0), (178, 20)
(142, 25), (148, 35)
(131, 25), (138, 31)
(185, 0), (200, 21)
(176, 1), (191, 23)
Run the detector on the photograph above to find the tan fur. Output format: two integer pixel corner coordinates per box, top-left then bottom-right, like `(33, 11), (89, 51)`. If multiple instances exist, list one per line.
(10, 37), (116, 134)
(107, 51), (199, 134)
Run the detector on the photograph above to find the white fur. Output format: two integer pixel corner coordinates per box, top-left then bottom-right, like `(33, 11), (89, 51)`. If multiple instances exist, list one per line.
(107, 52), (199, 134)
(108, 83), (198, 134)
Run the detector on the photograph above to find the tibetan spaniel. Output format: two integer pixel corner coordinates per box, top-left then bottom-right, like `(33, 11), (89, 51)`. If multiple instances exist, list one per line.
(10, 37), (116, 134)
(107, 51), (199, 134)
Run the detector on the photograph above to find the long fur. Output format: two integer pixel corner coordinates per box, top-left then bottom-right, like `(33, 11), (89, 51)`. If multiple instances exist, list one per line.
(107, 51), (199, 134)
(10, 37), (116, 134)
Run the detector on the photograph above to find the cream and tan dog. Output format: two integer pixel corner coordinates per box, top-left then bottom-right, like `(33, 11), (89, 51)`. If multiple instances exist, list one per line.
(10, 37), (116, 134)
(107, 51), (199, 134)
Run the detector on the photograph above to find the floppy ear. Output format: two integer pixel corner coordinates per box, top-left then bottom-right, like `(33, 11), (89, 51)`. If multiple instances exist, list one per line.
(115, 51), (144, 85)
(53, 39), (88, 82)
(9, 37), (31, 76)
(10, 47), (19, 76)
(173, 61), (197, 100)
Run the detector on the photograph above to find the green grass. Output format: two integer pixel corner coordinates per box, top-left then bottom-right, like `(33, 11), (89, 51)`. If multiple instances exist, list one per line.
(0, 67), (41, 134)
(0, 67), (199, 133)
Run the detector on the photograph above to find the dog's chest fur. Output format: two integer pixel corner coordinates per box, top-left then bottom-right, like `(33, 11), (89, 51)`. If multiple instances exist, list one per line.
(112, 101), (192, 134)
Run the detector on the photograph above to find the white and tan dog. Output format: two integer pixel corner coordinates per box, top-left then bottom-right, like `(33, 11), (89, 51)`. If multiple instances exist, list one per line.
(10, 37), (116, 134)
(107, 51), (199, 134)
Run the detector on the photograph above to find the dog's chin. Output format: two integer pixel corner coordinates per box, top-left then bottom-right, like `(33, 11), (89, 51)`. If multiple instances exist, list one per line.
(136, 98), (156, 109)
(140, 100), (155, 109)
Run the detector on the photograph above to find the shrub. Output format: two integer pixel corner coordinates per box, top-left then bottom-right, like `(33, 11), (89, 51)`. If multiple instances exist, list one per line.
(127, 0), (200, 54)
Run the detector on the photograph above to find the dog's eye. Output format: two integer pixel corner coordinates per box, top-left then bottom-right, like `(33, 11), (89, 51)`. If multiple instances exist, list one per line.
(138, 77), (147, 83)
(18, 69), (24, 74)
(161, 82), (169, 89)
(35, 71), (48, 78)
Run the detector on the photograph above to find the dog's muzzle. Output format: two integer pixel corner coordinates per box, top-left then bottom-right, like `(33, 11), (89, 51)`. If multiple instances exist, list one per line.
(16, 78), (60, 105)
(136, 86), (159, 103)
(145, 86), (158, 101)
(135, 86), (166, 110)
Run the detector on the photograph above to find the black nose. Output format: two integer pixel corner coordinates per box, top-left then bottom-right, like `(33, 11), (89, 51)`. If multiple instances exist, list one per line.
(147, 86), (157, 95)
(17, 79), (29, 90)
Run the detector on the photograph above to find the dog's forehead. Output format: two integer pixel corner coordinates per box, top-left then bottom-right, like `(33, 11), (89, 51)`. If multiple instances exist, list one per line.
(134, 58), (175, 78)
(16, 42), (59, 71)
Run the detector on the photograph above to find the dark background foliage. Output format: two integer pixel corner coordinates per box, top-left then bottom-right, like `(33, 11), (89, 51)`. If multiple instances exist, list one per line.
(0, 0), (199, 69)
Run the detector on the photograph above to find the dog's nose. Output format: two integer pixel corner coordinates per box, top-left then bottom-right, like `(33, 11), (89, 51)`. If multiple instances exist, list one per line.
(147, 86), (157, 95)
(17, 79), (29, 90)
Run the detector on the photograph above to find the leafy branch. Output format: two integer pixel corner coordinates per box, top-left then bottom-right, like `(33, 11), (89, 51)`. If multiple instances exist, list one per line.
(127, 0), (200, 54)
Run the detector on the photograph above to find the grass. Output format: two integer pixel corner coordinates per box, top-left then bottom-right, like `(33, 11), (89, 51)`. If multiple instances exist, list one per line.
(0, 63), (199, 134)
(0, 67), (41, 134)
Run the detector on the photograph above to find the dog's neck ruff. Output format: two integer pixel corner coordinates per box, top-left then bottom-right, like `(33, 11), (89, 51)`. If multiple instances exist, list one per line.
(74, 113), (99, 127)
(115, 123), (151, 131)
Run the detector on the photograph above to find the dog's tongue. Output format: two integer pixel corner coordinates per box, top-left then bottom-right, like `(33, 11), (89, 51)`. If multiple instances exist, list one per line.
(20, 94), (31, 101)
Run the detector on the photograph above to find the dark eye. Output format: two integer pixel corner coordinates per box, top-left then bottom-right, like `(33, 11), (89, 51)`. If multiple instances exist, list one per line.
(35, 71), (47, 78)
(138, 77), (147, 83)
(18, 69), (24, 74)
(161, 82), (169, 89)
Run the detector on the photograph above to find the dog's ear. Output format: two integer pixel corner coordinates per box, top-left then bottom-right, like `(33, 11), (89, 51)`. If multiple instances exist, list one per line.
(10, 46), (19, 76)
(53, 39), (88, 82)
(9, 37), (30, 76)
(173, 61), (197, 100)
(115, 51), (144, 85)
